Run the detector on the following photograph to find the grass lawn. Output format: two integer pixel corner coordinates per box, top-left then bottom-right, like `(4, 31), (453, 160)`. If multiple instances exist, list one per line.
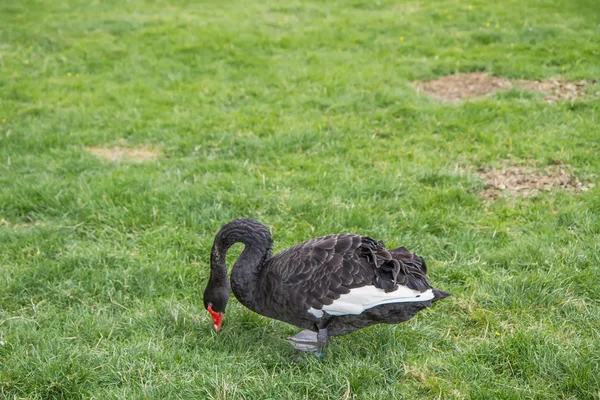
(1, 0), (600, 398)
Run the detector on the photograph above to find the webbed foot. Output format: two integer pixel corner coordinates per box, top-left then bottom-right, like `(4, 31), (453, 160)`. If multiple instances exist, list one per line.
(287, 330), (319, 352)
(287, 329), (329, 358)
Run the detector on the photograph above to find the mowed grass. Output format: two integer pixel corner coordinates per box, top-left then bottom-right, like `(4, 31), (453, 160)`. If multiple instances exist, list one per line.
(1, 0), (600, 398)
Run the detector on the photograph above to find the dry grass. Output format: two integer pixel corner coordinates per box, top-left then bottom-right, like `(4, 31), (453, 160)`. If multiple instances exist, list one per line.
(518, 78), (592, 103)
(415, 73), (595, 103)
(415, 73), (512, 102)
(478, 164), (593, 199)
(0, 219), (47, 230)
(86, 145), (161, 163)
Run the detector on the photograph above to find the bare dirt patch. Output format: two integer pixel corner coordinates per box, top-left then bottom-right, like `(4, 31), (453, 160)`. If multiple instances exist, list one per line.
(86, 146), (160, 163)
(415, 72), (594, 103)
(415, 72), (511, 102)
(478, 164), (593, 199)
(517, 78), (590, 103)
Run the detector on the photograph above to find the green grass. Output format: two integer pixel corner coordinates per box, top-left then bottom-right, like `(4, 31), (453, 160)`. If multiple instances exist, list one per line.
(1, 0), (600, 398)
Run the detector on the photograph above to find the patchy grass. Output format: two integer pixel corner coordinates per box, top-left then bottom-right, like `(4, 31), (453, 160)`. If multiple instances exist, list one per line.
(478, 163), (593, 199)
(1, 0), (600, 399)
(416, 73), (596, 102)
(86, 145), (161, 163)
(415, 72), (513, 102)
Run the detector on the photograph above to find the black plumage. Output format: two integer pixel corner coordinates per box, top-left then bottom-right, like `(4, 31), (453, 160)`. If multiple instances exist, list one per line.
(203, 218), (451, 353)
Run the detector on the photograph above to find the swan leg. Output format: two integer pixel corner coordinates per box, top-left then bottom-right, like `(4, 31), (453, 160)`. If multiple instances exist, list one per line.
(316, 328), (328, 357)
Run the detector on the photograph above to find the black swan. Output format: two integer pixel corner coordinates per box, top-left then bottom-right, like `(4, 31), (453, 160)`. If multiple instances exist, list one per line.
(203, 218), (451, 356)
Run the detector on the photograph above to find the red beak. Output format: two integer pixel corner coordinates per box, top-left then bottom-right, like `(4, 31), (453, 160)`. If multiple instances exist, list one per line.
(207, 304), (223, 331)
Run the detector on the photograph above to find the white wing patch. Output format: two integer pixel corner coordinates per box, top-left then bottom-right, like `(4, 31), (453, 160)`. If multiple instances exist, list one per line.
(308, 307), (324, 318)
(308, 285), (435, 317)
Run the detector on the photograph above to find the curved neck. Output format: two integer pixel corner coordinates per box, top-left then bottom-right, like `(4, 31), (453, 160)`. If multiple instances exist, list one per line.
(209, 219), (273, 310)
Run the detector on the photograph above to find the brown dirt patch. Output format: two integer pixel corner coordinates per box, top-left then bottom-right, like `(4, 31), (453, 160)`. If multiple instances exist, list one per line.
(415, 72), (511, 102)
(478, 164), (593, 199)
(517, 78), (590, 103)
(86, 146), (160, 163)
(415, 72), (594, 103)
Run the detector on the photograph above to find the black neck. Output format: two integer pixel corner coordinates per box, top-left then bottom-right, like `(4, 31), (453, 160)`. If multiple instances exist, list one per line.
(208, 219), (273, 310)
